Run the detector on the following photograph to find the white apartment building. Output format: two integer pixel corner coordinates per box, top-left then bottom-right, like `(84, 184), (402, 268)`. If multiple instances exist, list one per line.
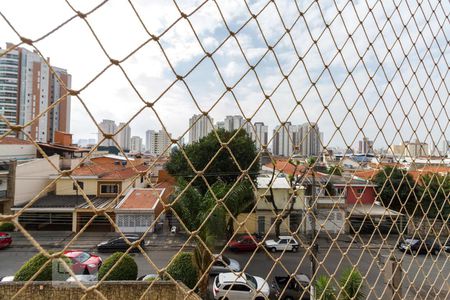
(98, 119), (117, 147)
(0, 43), (71, 142)
(296, 122), (323, 157)
(252, 122), (268, 150)
(117, 122), (131, 151)
(146, 129), (171, 156)
(188, 114), (213, 144)
(272, 123), (296, 157)
(130, 136), (143, 153)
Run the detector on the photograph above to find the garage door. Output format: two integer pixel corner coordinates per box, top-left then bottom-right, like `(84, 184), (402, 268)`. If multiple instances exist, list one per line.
(18, 212), (73, 230)
(116, 214), (153, 233)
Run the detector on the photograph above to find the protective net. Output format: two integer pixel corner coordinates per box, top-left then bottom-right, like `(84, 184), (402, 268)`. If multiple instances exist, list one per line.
(0, 0), (449, 299)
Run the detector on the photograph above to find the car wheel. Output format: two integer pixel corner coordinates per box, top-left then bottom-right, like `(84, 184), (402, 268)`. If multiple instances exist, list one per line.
(284, 297), (294, 300)
(271, 247), (277, 253)
(255, 297), (265, 300)
(433, 249), (439, 255)
(292, 247), (298, 253)
(412, 249), (417, 255)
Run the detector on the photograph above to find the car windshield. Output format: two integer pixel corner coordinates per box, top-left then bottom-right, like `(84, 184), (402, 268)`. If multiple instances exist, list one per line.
(75, 252), (90, 263)
(245, 273), (257, 289)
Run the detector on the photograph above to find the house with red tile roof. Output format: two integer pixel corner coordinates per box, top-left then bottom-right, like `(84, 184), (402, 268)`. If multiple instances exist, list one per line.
(115, 188), (165, 233)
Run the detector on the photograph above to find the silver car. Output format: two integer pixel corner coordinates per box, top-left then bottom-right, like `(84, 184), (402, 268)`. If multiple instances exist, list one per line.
(209, 254), (241, 275)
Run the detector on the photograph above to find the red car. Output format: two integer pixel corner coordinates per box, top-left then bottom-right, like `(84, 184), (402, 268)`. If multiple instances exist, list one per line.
(0, 232), (12, 249)
(64, 250), (102, 275)
(228, 235), (260, 252)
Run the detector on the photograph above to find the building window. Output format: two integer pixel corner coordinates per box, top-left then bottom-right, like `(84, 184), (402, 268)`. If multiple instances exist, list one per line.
(99, 183), (119, 195)
(73, 181), (84, 190)
(354, 188), (364, 195)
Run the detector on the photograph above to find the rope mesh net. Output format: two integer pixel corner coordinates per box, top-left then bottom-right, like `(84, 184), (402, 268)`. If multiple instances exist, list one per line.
(0, 0), (449, 299)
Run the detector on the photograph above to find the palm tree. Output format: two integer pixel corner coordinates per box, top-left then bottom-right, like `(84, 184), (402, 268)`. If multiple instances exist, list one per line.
(315, 275), (336, 300)
(338, 267), (365, 300)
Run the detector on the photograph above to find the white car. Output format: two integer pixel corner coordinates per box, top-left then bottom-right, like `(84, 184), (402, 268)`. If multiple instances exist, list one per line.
(0, 276), (14, 282)
(210, 254), (241, 275)
(66, 274), (98, 283)
(213, 272), (270, 300)
(264, 236), (299, 252)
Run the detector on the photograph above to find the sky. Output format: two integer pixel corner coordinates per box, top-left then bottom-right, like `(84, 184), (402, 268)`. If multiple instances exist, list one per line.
(1, 0), (449, 151)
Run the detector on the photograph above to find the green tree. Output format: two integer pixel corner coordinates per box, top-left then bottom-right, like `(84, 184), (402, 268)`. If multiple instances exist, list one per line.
(327, 165), (343, 176)
(15, 253), (71, 281)
(419, 174), (450, 220)
(373, 166), (417, 214)
(98, 252), (138, 281)
(339, 267), (365, 300)
(315, 275), (336, 300)
(166, 252), (198, 290)
(165, 129), (259, 193)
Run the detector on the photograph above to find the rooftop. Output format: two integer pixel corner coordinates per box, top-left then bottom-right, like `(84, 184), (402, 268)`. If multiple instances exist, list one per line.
(116, 188), (164, 210)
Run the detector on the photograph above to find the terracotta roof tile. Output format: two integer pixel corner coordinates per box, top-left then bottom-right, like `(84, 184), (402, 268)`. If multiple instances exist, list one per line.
(118, 188), (163, 209)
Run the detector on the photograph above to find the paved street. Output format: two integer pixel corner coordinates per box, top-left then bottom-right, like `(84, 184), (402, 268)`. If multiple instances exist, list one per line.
(1, 237), (448, 300)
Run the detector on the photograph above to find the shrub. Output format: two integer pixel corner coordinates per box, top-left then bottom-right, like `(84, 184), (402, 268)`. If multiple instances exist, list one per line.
(315, 275), (336, 300)
(15, 253), (71, 281)
(0, 222), (15, 232)
(339, 267), (365, 300)
(166, 252), (198, 289)
(98, 252), (138, 281)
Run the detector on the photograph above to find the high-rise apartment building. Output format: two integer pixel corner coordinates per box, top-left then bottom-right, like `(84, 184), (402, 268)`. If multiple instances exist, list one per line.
(358, 137), (374, 154)
(98, 119), (117, 147)
(390, 139), (429, 158)
(117, 122), (131, 151)
(146, 129), (171, 156)
(188, 114), (213, 144)
(296, 123), (323, 157)
(252, 122), (268, 150)
(272, 122), (296, 157)
(0, 43), (71, 142)
(130, 136), (143, 153)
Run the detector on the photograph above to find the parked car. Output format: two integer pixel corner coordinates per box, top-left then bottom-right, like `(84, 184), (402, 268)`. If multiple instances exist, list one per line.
(64, 250), (102, 274)
(66, 274), (98, 283)
(398, 238), (440, 255)
(0, 232), (12, 249)
(0, 276), (14, 282)
(212, 272), (270, 300)
(96, 234), (146, 253)
(445, 241), (450, 253)
(138, 274), (159, 281)
(210, 254), (241, 275)
(272, 274), (311, 300)
(264, 236), (299, 253)
(228, 235), (260, 252)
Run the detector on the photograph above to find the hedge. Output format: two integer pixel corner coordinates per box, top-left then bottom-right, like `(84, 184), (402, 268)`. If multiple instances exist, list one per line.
(166, 252), (198, 289)
(15, 253), (71, 281)
(0, 222), (15, 232)
(98, 252), (138, 281)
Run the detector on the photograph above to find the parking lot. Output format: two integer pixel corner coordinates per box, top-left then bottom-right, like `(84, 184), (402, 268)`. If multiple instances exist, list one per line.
(0, 231), (448, 300)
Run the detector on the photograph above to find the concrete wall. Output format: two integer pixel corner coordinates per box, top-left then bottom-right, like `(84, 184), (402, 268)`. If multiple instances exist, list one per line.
(0, 144), (36, 160)
(14, 155), (59, 206)
(0, 281), (200, 300)
(56, 178), (98, 195)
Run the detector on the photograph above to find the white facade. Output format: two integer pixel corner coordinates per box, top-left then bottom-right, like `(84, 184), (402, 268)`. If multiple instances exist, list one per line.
(272, 123), (296, 157)
(0, 143), (36, 160)
(130, 136), (143, 153)
(146, 130), (171, 156)
(188, 114), (213, 144)
(117, 122), (131, 151)
(296, 123), (322, 157)
(0, 47), (19, 136)
(98, 119), (117, 147)
(14, 155), (59, 206)
(252, 122), (268, 150)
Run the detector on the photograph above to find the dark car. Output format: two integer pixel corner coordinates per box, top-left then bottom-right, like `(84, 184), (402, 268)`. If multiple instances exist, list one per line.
(444, 241), (450, 253)
(398, 238), (440, 255)
(0, 232), (12, 250)
(96, 235), (146, 253)
(64, 250), (102, 274)
(272, 274), (311, 300)
(228, 235), (260, 252)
